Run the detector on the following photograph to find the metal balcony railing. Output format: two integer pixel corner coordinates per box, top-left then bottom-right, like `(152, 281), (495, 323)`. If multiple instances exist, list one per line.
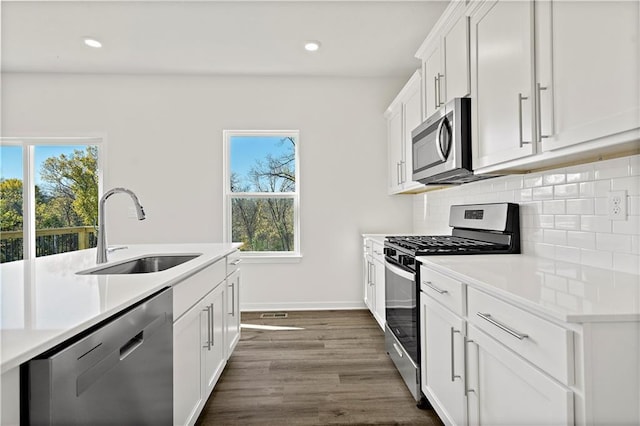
(0, 226), (97, 263)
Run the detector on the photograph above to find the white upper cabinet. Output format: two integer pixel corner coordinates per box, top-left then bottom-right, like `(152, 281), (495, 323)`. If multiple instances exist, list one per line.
(417, 1), (471, 122)
(536, 0), (640, 153)
(470, 0), (537, 170)
(469, 0), (640, 173)
(386, 70), (423, 195)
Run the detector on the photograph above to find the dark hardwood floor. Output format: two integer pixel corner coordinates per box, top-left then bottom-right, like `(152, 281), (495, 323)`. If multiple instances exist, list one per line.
(195, 310), (443, 425)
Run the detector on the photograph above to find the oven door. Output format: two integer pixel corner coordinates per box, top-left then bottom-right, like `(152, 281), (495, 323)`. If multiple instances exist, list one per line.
(384, 260), (418, 365)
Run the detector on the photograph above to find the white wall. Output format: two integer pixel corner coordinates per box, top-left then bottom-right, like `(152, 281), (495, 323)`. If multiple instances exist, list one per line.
(2, 73), (414, 310)
(413, 155), (640, 275)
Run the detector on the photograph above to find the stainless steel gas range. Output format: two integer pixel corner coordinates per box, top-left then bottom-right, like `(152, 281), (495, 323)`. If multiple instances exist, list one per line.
(383, 203), (520, 407)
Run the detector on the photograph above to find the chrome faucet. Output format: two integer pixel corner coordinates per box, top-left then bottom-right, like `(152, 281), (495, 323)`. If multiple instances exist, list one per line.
(96, 187), (146, 264)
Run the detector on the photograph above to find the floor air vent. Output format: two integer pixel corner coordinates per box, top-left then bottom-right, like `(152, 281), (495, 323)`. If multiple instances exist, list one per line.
(260, 312), (288, 319)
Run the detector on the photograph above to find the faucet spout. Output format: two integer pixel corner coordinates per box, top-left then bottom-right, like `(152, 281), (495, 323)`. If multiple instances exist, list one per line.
(96, 187), (146, 264)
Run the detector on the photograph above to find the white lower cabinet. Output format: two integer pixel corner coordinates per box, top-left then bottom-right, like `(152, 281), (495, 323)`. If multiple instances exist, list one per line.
(363, 237), (385, 330)
(421, 293), (467, 426)
(173, 251), (241, 426)
(466, 324), (573, 425)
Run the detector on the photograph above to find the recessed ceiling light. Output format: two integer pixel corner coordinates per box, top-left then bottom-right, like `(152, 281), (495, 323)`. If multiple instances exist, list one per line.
(83, 38), (102, 48)
(304, 41), (321, 52)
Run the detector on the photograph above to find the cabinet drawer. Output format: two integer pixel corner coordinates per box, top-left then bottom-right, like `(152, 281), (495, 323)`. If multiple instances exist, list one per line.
(420, 266), (465, 316)
(173, 261), (226, 320)
(467, 287), (573, 385)
(226, 251), (242, 276)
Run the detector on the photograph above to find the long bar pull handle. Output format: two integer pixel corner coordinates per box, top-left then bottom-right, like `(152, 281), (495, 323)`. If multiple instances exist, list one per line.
(210, 303), (215, 347)
(450, 328), (461, 382)
(518, 93), (531, 147)
(202, 306), (212, 350)
(392, 342), (404, 358)
(464, 338), (473, 397)
(536, 83), (550, 141)
(228, 281), (235, 316)
(230, 259), (242, 266)
(423, 281), (448, 295)
(437, 73), (445, 106)
(434, 76), (439, 110)
(477, 312), (529, 340)
(396, 162), (402, 186)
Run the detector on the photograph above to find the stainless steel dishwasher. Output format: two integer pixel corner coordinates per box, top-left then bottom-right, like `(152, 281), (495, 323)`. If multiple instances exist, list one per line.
(25, 287), (173, 425)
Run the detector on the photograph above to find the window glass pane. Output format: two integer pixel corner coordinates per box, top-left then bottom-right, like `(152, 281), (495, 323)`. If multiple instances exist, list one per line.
(232, 198), (294, 251)
(1, 145), (24, 262)
(230, 136), (295, 193)
(34, 145), (99, 257)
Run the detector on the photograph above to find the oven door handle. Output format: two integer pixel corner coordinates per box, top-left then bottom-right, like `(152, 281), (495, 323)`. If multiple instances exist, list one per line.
(384, 261), (415, 281)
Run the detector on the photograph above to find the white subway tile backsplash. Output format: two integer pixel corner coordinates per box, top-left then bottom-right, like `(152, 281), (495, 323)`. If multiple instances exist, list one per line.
(594, 157), (630, 180)
(613, 253), (640, 275)
(544, 229), (567, 245)
(580, 249), (613, 269)
(544, 172), (566, 186)
(612, 176), (640, 195)
(567, 198), (594, 215)
(596, 233), (632, 253)
(581, 215), (612, 233)
(568, 231), (596, 249)
(612, 217), (640, 235)
(412, 155), (640, 273)
(533, 186), (554, 200)
(555, 215), (581, 230)
(543, 200), (566, 214)
(554, 183), (580, 199)
(524, 175), (543, 188)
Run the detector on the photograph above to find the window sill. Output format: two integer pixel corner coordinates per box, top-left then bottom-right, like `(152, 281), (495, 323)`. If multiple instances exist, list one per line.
(238, 254), (303, 264)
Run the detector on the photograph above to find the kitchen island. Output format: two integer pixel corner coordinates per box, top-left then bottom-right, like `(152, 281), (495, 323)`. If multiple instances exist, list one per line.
(0, 243), (241, 425)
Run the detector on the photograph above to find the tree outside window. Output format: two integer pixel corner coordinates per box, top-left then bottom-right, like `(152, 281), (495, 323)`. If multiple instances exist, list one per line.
(0, 140), (101, 263)
(224, 131), (300, 257)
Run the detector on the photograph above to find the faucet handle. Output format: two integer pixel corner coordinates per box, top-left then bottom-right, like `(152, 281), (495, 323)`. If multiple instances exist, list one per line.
(107, 245), (128, 253)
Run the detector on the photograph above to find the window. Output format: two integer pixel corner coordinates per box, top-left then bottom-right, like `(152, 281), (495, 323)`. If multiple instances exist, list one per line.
(0, 138), (102, 263)
(223, 130), (300, 259)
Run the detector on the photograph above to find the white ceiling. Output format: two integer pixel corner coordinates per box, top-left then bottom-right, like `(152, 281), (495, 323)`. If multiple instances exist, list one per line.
(1, 1), (449, 78)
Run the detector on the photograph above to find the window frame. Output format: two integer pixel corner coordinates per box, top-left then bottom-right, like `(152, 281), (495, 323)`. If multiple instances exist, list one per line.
(222, 130), (301, 262)
(0, 137), (104, 261)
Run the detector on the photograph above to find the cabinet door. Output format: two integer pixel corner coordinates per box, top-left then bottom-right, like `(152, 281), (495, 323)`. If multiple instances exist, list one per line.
(537, 0), (640, 151)
(372, 256), (386, 329)
(402, 79), (423, 188)
(421, 294), (467, 426)
(423, 43), (443, 120)
(173, 302), (205, 426)
(226, 269), (241, 358)
(203, 283), (226, 397)
(387, 105), (404, 194)
(443, 14), (470, 101)
(466, 325), (573, 426)
(471, 0), (536, 169)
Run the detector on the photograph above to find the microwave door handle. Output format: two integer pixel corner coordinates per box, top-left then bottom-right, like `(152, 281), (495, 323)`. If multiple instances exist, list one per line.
(436, 119), (447, 162)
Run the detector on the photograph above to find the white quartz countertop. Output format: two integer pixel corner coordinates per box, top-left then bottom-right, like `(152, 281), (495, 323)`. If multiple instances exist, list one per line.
(417, 254), (640, 324)
(0, 243), (241, 373)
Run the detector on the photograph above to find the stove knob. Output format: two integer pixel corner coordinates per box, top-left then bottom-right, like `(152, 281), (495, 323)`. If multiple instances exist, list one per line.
(384, 248), (396, 257)
(399, 255), (414, 267)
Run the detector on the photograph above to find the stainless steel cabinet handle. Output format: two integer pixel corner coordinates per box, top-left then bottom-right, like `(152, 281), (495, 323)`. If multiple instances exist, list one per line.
(400, 160), (406, 184)
(228, 281), (235, 316)
(392, 342), (404, 358)
(437, 73), (445, 106)
(423, 281), (448, 295)
(434, 76), (439, 109)
(536, 83), (550, 141)
(210, 303), (215, 346)
(230, 259), (242, 266)
(518, 93), (531, 147)
(450, 327), (461, 382)
(464, 337), (476, 397)
(477, 312), (529, 340)
(396, 162), (402, 186)
(202, 306), (212, 350)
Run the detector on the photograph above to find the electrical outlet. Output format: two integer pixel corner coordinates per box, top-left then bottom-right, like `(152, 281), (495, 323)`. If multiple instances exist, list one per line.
(607, 190), (627, 220)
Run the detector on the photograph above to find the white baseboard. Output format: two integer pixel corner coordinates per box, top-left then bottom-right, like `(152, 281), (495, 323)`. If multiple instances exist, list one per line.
(240, 301), (367, 312)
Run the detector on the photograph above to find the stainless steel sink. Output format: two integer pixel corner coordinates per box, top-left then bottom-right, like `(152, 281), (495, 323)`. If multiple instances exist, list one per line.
(79, 254), (201, 275)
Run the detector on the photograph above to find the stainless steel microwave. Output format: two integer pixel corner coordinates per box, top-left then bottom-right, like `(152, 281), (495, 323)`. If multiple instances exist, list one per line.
(411, 98), (494, 185)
